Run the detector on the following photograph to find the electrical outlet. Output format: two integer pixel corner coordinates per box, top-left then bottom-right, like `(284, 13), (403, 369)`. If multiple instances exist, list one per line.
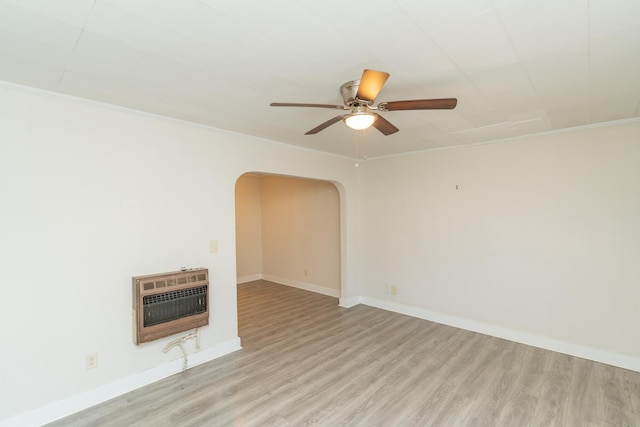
(86, 353), (98, 370)
(390, 285), (398, 295)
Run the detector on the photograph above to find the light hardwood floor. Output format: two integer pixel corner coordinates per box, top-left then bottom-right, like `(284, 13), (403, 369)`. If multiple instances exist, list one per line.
(49, 280), (640, 426)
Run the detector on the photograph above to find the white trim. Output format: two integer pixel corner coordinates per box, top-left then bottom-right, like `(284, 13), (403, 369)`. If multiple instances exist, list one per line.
(339, 296), (361, 308)
(5, 79), (639, 163)
(361, 116), (640, 161)
(237, 274), (263, 284)
(360, 297), (640, 373)
(0, 338), (241, 427)
(262, 274), (340, 298)
(0, 80), (354, 161)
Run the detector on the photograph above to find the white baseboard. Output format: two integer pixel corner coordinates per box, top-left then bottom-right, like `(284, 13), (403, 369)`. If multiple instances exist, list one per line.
(339, 296), (361, 308)
(237, 274), (262, 284)
(1, 338), (242, 427)
(262, 274), (340, 298)
(360, 297), (640, 373)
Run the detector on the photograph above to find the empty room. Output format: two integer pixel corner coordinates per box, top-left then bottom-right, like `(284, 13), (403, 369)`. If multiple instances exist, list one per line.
(1, 0), (639, 426)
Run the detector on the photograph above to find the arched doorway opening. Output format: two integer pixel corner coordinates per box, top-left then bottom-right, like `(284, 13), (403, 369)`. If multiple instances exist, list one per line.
(234, 173), (341, 297)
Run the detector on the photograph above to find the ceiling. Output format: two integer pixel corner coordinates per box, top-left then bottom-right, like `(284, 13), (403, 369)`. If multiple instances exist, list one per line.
(1, 0), (639, 159)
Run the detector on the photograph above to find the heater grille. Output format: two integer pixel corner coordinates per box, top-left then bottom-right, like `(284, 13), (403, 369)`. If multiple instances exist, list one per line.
(133, 268), (209, 344)
(143, 286), (207, 327)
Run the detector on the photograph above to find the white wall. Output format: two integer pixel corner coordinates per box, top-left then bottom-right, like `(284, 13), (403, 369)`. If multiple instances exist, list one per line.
(359, 120), (640, 366)
(235, 174), (263, 282)
(0, 84), (360, 424)
(4, 79), (638, 424)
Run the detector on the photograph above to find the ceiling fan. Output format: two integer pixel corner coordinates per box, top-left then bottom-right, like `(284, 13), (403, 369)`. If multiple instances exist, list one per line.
(270, 69), (457, 136)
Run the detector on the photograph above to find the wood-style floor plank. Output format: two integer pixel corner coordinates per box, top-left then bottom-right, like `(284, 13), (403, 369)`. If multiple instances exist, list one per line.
(48, 280), (640, 426)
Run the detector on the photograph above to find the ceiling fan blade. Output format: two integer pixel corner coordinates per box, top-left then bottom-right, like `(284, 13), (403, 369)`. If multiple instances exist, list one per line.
(379, 98), (458, 111)
(355, 69), (390, 103)
(271, 102), (347, 110)
(305, 115), (348, 135)
(372, 114), (399, 136)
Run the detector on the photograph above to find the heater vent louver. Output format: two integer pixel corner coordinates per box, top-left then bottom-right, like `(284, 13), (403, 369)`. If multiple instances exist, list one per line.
(143, 286), (207, 327)
(133, 268), (209, 344)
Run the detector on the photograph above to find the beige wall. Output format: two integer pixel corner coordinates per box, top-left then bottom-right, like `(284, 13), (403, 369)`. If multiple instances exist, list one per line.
(235, 174), (263, 282)
(261, 175), (341, 294)
(359, 121), (640, 363)
(235, 174), (341, 296)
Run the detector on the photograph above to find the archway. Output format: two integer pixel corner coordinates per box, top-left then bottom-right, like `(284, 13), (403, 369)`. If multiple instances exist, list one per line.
(234, 173), (341, 297)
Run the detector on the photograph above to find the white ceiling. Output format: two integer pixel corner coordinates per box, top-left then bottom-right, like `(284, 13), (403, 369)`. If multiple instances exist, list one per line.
(1, 0), (639, 158)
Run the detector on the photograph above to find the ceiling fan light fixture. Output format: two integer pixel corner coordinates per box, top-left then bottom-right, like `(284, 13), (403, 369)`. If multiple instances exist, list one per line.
(270, 69), (457, 136)
(344, 112), (376, 130)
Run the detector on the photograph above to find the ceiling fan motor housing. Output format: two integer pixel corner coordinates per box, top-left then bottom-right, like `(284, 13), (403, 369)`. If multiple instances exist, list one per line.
(340, 80), (368, 107)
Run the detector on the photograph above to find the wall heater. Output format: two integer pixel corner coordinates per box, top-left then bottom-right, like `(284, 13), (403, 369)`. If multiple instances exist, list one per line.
(133, 268), (209, 344)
